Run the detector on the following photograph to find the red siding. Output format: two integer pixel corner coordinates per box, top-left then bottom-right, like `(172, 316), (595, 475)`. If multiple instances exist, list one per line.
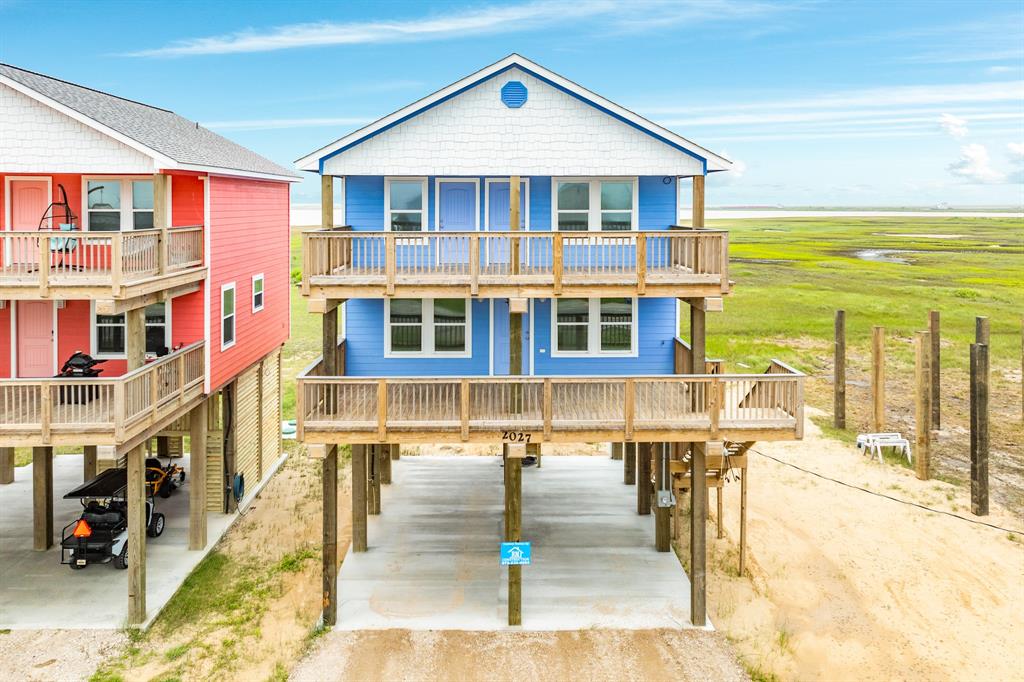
(170, 173), (205, 226)
(208, 176), (290, 390)
(0, 305), (11, 378)
(171, 288), (204, 348)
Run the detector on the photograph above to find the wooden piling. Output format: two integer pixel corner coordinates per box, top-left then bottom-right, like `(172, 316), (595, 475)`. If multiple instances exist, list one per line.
(914, 331), (932, 480)
(834, 310), (846, 429)
(929, 310), (941, 428)
(322, 444), (338, 626)
(0, 447), (14, 485)
(970, 343), (989, 516)
(83, 445), (98, 482)
(505, 448), (523, 626)
(624, 441), (636, 485)
(390, 444), (400, 460)
(368, 445), (381, 515)
(611, 442), (623, 461)
(637, 442), (652, 515)
(351, 444), (368, 552)
(188, 400), (208, 550)
(32, 446), (53, 550)
(380, 442), (392, 484)
(690, 442), (707, 626)
(871, 326), (885, 432)
(127, 444), (146, 624)
(654, 443), (671, 551)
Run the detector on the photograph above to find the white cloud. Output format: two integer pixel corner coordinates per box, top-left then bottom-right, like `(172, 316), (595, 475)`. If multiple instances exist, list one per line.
(124, 0), (784, 57)
(1008, 142), (1024, 184)
(713, 151), (746, 183)
(1009, 142), (1024, 158)
(947, 144), (1006, 184)
(986, 65), (1016, 74)
(939, 113), (968, 138)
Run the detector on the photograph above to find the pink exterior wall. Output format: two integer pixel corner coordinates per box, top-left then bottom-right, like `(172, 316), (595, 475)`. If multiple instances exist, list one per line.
(207, 175), (290, 391)
(0, 305), (10, 378)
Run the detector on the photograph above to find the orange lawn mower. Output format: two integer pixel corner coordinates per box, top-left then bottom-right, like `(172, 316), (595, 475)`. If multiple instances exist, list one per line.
(146, 457), (186, 499)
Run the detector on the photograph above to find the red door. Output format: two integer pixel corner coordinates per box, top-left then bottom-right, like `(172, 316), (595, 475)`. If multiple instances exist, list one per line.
(8, 179), (50, 267)
(17, 301), (54, 377)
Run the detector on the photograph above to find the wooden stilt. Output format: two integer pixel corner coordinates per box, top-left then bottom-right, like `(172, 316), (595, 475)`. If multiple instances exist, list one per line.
(834, 310), (846, 429)
(380, 443), (392, 484)
(624, 442), (636, 484)
(611, 442), (623, 460)
(32, 447), (53, 550)
(739, 468), (748, 576)
(716, 485), (724, 540)
(351, 444), (368, 552)
(83, 445), (98, 482)
(970, 343), (989, 516)
(505, 447), (523, 626)
(1, 447), (15, 485)
(914, 331), (932, 480)
(390, 443), (400, 460)
(322, 444), (338, 626)
(188, 400), (208, 550)
(872, 326), (885, 432)
(368, 445), (381, 515)
(692, 175), (705, 228)
(654, 443), (671, 551)
(637, 442), (651, 515)
(321, 174), (334, 230)
(127, 444), (146, 624)
(690, 443), (707, 626)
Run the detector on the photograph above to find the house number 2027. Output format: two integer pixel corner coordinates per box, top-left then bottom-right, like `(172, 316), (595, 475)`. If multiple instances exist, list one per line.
(502, 431), (531, 443)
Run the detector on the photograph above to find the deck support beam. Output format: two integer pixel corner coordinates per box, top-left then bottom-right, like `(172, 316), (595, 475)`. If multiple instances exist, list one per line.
(322, 306), (340, 377)
(32, 446), (53, 550)
(380, 442), (392, 484)
(505, 443), (524, 626)
(390, 444), (400, 460)
(126, 307), (146, 372)
(623, 442), (636, 484)
(654, 443), (671, 551)
(690, 442), (707, 627)
(83, 445), (97, 481)
(610, 442), (623, 460)
(127, 443), (146, 625)
(188, 399), (208, 550)
(321, 174), (334, 230)
(368, 445), (381, 515)
(1, 447), (14, 484)
(637, 442), (651, 515)
(692, 175), (705, 228)
(322, 444), (339, 626)
(351, 444), (368, 552)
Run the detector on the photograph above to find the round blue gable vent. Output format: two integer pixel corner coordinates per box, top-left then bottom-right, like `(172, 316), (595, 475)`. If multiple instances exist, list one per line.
(501, 81), (528, 108)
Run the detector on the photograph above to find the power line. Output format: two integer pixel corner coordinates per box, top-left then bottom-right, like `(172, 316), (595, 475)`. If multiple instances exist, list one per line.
(749, 447), (1024, 536)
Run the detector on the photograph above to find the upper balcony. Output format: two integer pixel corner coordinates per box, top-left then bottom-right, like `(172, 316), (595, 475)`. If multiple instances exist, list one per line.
(0, 226), (205, 303)
(301, 227), (730, 301)
(0, 342), (205, 450)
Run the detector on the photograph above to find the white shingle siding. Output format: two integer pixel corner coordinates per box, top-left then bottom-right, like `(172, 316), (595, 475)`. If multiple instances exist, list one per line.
(322, 68), (703, 177)
(0, 83), (156, 173)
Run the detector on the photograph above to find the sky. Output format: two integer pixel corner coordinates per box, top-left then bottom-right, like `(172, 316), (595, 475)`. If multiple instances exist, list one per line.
(1, 0), (1022, 207)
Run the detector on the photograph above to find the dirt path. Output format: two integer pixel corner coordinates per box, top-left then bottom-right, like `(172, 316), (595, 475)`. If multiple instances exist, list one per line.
(292, 629), (747, 681)
(701, 408), (1024, 681)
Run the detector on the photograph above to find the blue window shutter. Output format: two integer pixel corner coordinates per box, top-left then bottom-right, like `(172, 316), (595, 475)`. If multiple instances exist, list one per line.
(501, 81), (528, 108)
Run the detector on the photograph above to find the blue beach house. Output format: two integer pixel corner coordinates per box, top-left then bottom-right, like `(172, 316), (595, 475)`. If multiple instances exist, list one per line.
(294, 54), (804, 628)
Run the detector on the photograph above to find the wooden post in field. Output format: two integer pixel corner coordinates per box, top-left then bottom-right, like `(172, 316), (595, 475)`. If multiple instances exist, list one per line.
(624, 441), (636, 485)
(834, 310), (846, 429)
(611, 442), (623, 461)
(975, 316), (990, 345)
(637, 442), (652, 515)
(690, 442), (707, 626)
(871, 326), (885, 432)
(322, 444), (338, 625)
(505, 443), (524, 626)
(970, 343), (989, 516)
(33, 447), (53, 550)
(321, 174), (334, 230)
(127, 444), (146, 624)
(351, 444), (368, 552)
(929, 311), (941, 428)
(189, 400), (208, 550)
(654, 443), (671, 551)
(0, 447), (13, 485)
(914, 331), (932, 480)
(83, 445), (98, 481)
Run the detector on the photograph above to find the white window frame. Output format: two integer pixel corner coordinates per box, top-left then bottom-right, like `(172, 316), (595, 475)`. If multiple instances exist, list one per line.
(551, 177), (638, 231)
(221, 282), (237, 351)
(251, 273), (265, 313)
(90, 300), (172, 360)
(483, 178), (530, 230)
(81, 176), (164, 232)
(384, 298), (472, 358)
(550, 297), (638, 357)
(384, 177), (428, 233)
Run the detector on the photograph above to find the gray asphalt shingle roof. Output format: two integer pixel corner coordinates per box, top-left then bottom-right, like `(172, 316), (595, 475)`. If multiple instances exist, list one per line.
(1, 63), (298, 179)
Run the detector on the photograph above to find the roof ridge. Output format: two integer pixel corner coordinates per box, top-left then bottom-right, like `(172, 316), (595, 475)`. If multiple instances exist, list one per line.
(0, 62), (175, 114)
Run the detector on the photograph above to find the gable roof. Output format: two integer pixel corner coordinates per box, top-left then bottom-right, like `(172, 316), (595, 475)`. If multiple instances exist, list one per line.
(296, 53), (731, 174)
(0, 63), (299, 181)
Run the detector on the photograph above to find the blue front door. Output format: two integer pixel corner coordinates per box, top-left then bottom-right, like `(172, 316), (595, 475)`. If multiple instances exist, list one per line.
(487, 180), (527, 268)
(439, 182), (476, 231)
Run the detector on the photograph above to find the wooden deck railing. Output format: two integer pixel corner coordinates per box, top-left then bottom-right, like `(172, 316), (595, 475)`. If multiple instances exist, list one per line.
(302, 228), (729, 297)
(296, 363), (803, 445)
(673, 336), (724, 374)
(0, 342), (205, 447)
(0, 225), (204, 297)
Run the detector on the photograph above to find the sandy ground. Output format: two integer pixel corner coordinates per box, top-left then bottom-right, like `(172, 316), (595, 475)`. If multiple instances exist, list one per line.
(700, 408), (1024, 681)
(0, 629), (126, 681)
(292, 629), (747, 682)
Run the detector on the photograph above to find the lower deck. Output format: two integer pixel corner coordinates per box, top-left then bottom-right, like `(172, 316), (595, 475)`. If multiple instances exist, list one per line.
(338, 454), (697, 630)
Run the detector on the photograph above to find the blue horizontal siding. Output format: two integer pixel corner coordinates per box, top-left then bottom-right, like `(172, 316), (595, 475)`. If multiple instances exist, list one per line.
(343, 176), (675, 231)
(344, 298), (491, 376)
(531, 297), (675, 375)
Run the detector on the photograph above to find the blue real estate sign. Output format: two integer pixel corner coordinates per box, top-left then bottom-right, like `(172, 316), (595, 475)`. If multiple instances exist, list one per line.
(500, 542), (531, 566)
